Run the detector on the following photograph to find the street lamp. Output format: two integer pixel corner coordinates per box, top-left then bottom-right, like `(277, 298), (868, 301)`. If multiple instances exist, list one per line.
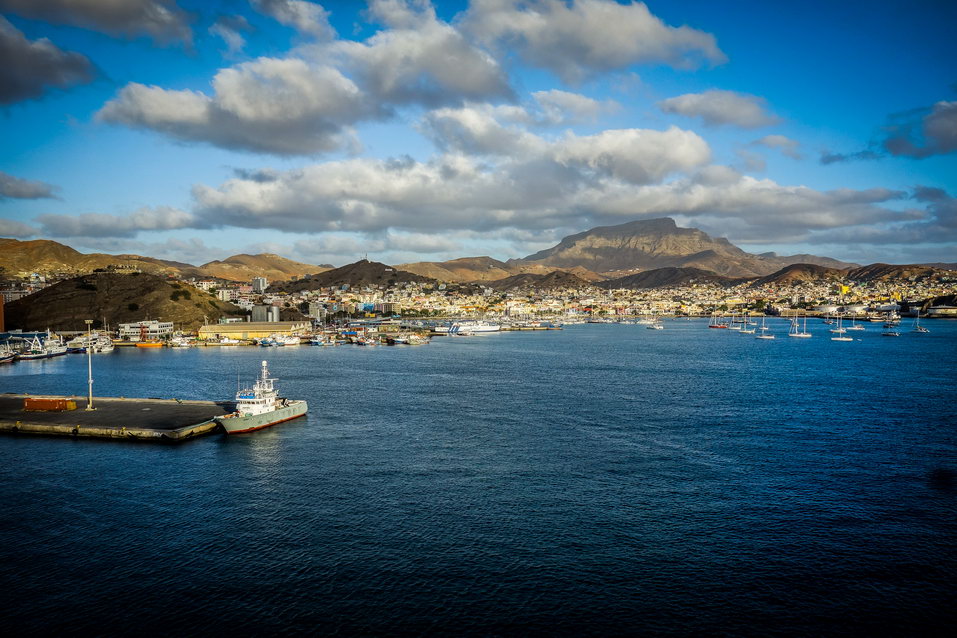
(84, 319), (95, 411)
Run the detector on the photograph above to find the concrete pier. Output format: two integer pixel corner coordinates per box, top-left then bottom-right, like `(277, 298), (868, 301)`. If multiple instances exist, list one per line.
(0, 393), (233, 442)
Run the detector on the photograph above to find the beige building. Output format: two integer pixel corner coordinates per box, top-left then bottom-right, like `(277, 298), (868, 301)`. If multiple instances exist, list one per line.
(198, 321), (310, 340)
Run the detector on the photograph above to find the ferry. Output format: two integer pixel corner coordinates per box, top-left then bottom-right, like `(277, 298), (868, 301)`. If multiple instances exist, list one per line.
(216, 360), (308, 434)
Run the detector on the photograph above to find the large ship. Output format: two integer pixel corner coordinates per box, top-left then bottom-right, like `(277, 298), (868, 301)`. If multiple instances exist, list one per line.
(216, 360), (308, 434)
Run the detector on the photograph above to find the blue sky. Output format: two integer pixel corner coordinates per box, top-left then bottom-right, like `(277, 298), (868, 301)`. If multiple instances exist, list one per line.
(1, 0), (955, 267)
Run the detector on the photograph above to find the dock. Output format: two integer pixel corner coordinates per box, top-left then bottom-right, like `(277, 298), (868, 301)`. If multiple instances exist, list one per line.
(0, 393), (233, 442)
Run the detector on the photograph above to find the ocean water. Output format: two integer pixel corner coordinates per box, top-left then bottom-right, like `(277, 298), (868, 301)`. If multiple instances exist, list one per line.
(1, 320), (956, 635)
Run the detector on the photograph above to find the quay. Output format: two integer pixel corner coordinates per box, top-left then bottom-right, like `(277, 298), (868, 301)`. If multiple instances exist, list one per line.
(0, 393), (233, 442)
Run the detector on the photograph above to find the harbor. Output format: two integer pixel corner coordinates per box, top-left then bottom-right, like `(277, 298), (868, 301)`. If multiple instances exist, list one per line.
(0, 393), (232, 441)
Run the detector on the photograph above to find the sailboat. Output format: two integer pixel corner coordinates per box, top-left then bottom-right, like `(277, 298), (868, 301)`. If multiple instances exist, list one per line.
(829, 313), (847, 334)
(708, 311), (728, 329)
(846, 316), (865, 331)
(911, 311), (930, 333)
(831, 315), (853, 341)
(756, 316), (775, 339)
(788, 314), (812, 338)
(740, 311), (756, 334)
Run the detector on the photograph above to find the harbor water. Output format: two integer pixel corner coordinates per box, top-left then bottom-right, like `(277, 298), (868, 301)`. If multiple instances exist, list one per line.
(1, 320), (956, 635)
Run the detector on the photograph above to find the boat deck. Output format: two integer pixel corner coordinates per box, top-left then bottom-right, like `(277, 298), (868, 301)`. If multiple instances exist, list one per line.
(0, 393), (234, 442)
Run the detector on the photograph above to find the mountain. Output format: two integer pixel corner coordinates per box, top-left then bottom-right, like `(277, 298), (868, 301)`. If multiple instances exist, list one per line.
(513, 218), (857, 277)
(396, 256), (606, 283)
(3, 272), (243, 331)
(269, 260), (435, 292)
(598, 267), (737, 290)
(0, 237), (323, 282)
(198, 253), (327, 282)
(844, 263), (943, 283)
(0, 238), (203, 279)
(486, 270), (594, 292)
(752, 263), (844, 286)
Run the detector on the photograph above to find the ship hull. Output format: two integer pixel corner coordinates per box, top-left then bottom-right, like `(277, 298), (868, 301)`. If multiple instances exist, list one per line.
(216, 400), (308, 434)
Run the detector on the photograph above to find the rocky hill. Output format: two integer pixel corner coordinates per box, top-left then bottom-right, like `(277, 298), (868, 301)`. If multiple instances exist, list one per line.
(0, 238), (324, 282)
(0, 238), (202, 279)
(269, 260), (435, 292)
(3, 272), (243, 331)
(752, 263), (844, 286)
(486, 270), (595, 292)
(844, 263), (943, 283)
(598, 267), (737, 290)
(397, 256), (606, 283)
(512, 218), (857, 277)
(198, 253), (327, 282)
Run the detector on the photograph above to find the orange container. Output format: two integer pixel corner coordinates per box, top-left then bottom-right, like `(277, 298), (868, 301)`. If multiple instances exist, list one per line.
(24, 397), (77, 411)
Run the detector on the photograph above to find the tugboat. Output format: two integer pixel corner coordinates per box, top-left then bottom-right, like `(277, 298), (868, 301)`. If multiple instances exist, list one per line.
(216, 360), (308, 434)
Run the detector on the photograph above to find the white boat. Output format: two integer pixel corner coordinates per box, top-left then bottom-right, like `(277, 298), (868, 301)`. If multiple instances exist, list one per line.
(169, 335), (194, 348)
(911, 311), (930, 333)
(831, 315), (853, 341)
(829, 313), (847, 334)
(220, 336), (241, 345)
(755, 316), (774, 339)
(215, 360), (308, 434)
(788, 315), (812, 338)
(846, 317), (865, 331)
(451, 321), (500, 334)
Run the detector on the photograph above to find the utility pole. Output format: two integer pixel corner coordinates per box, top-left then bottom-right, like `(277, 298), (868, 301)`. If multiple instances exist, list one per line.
(84, 319), (95, 410)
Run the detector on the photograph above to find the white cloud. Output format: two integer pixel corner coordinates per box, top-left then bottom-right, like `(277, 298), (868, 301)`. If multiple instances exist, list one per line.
(463, 0), (726, 83)
(0, 171), (58, 200)
(752, 134), (802, 159)
(0, 0), (191, 45)
(209, 16), (250, 56)
(35, 206), (199, 238)
(419, 104), (547, 155)
(532, 89), (612, 125)
(252, 0), (335, 40)
(658, 89), (779, 128)
(330, 15), (512, 107)
(97, 58), (373, 155)
(0, 16), (93, 104)
(0, 218), (38, 238)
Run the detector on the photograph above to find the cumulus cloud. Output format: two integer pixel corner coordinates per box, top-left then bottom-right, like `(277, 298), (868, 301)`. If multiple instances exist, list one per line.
(752, 134), (801, 159)
(419, 104), (547, 155)
(0, 171), (58, 200)
(97, 58), (375, 155)
(463, 0), (726, 83)
(0, 0), (191, 45)
(552, 127), (711, 184)
(0, 218), (38, 238)
(35, 206), (199, 238)
(658, 90), (779, 128)
(0, 16), (93, 104)
(532, 89), (612, 125)
(252, 0), (335, 40)
(330, 13), (512, 107)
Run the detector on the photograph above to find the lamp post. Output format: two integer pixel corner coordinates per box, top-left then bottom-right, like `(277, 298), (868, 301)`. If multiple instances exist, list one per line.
(84, 319), (95, 411)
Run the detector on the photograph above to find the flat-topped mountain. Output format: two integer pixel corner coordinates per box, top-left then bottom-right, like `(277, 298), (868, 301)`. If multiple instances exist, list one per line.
(512, 218), (857, 277)
(3, 272), (242, 331)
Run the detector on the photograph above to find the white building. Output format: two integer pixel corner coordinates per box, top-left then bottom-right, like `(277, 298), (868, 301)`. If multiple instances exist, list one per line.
(252, 277), (269, 293)
(118, 320), (174, 341)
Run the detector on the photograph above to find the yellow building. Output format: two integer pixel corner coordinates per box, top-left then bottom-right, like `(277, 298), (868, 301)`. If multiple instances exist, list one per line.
(198, 321), (310, 340)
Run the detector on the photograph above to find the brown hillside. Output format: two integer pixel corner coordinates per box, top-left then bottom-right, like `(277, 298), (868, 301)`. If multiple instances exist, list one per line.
(4, 272), (243, 331)
(599, 267), (737, 289)
(846, 263), (941, 282)
(752, 263), (844, 286)
(199, 253), (326, 282)
(487, 270), (594, 292)
(270, 260), (435, 292)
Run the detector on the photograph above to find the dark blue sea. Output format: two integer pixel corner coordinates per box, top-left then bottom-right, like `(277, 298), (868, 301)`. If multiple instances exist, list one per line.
(2, 320), (956, 636)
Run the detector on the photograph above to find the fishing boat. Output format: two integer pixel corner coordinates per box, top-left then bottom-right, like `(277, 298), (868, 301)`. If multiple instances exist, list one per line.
(17, 335), (68, 359)
(216, 360), (308, 434)
(0, 347), (16, 364)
